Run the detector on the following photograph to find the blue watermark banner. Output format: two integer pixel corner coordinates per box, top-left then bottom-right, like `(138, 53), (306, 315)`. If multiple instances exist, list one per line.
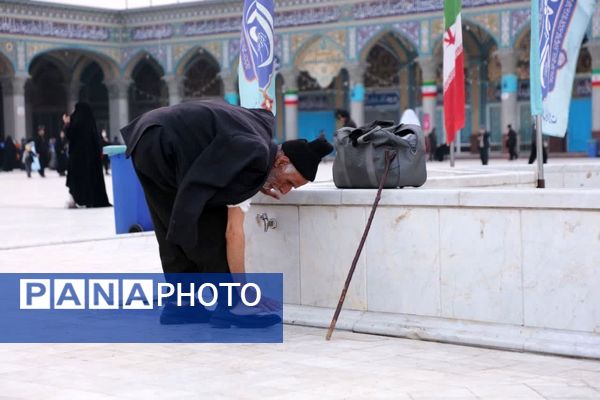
(0, 273), (283, 343)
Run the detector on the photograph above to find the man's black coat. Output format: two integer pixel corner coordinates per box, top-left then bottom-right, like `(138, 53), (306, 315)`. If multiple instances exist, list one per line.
(121, 100), (277, 248)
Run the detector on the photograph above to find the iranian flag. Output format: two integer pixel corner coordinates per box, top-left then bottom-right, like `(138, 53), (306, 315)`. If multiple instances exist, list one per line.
(443, 0), (465, 143)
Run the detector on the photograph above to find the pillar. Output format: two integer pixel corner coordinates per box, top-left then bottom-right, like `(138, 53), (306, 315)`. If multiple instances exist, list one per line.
(106, 78), (131, 142)
(347, 63), (366, 127)
(164, 74), (184, 106)
(590, 42), (600, 137)
(496, 49), (519, 133)
(1, 75), (28, 142)
(280, 68), (298, 141)
(399, 66), (409, 111)
(419, 56), (437, 135)
(220, 69), (239, 105)
(408, 62), (418, 109)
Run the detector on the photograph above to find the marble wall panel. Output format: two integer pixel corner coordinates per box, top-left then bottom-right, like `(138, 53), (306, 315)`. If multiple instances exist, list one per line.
(439, 208), (523, 325)
(299, 206), (368, 310)
(522, 209), (600, 332)
(366, 207), (441, 317)
(245, 205), (301, 304)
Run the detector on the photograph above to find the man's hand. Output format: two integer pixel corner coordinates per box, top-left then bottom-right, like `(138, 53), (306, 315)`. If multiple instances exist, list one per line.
(260, 187), (281, 200)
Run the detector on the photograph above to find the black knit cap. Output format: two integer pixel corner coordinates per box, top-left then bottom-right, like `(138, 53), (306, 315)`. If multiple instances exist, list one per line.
(281, 138), (333, 182)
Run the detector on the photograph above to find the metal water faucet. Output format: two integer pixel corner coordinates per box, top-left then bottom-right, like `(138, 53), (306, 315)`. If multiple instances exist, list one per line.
(256, 213), (277, 232)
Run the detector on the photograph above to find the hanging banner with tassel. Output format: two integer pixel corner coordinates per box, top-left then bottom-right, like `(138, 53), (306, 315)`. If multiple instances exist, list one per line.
(238, 0), (277, 115)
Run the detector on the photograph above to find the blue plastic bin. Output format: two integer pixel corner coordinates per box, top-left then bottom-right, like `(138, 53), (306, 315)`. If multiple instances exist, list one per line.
(103, 145), (154, 234)
(587, 140), (598, 158)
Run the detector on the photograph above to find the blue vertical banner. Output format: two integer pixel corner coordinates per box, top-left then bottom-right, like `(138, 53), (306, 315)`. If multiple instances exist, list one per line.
(532, 0), (596, 137)
(238, 0), (277, 115)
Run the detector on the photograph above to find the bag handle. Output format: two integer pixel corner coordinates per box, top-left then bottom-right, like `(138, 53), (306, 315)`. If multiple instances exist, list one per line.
(355, 127), (380, 145)
(349, 122), (420, 154)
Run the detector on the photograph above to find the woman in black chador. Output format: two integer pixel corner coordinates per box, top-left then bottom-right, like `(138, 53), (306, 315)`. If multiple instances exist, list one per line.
(55, 130), (68, 176)
(63, 102), (111, 208)
(2, 136), (17, 171)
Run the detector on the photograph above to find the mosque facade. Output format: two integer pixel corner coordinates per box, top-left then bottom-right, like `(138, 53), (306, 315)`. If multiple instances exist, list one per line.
(0, 0), (599, 154)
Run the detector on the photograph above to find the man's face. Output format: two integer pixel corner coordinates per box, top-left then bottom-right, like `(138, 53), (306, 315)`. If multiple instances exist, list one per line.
(263, 154), (308, 198)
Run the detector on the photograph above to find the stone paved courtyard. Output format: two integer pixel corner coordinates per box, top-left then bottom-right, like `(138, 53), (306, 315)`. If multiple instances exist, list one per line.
(1, 160), (600, 399)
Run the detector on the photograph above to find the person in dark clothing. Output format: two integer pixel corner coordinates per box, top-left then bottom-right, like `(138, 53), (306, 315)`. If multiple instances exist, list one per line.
(122, 100), (331, 273)
(122, 100), (332, 326)
(55, 130), (68, 176)
(335, 109), (357, 128)
(506, 124), (518, 160)
(434, 143), (450, 161)
(528, 123), (548, 164)
(33, 125), (49, 177)
(528, 138), (548, 164)
(63, 103), (111, 208)
(428, 128), (438, 161)
(18, 139), (26, 170)
(2, 136), (18, 172)
(477, 126), (490, 165)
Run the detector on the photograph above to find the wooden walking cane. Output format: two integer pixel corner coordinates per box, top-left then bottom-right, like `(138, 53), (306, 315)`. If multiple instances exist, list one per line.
(326, 150), (397, 340)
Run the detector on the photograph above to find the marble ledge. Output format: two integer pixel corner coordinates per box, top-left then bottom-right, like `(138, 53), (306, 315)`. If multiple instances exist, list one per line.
(424, 171), (535, 188)
(284, 304), (600, 359)
(490, 162), (600, 174)
(0, 232), (155, 251)
(253, 187), (600, 210)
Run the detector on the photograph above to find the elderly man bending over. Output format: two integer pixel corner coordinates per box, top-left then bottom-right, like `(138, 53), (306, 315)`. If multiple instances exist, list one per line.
(121, 100), (332, 326)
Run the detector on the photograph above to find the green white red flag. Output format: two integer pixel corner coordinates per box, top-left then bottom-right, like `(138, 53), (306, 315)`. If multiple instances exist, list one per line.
(443, 0), (465, 143)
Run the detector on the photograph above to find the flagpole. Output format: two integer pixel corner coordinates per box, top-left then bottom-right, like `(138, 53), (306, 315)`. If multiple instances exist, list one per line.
(535, 116), (545, 188)
(450, 137), (455, 167)
(530, 0), (545, 189)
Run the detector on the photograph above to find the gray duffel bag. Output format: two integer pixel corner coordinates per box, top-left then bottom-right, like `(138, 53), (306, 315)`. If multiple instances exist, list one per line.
(333, 120), (427, 189)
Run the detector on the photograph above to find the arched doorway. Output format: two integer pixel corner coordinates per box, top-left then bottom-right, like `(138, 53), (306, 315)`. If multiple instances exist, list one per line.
(27, 55), (68, 138)
(128, 56), (168, 119)
(569, 44), (593, 152)
(78, 62), (109, 133)
(0, 53), (14, 141)
(27, 50), (116, 140)
(363, 31), (418, 123)
(294, 35), (348, 142)
(181, 49), (222, 100)
(296, 69), (349, 142)
(513, 29), (538, 152)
